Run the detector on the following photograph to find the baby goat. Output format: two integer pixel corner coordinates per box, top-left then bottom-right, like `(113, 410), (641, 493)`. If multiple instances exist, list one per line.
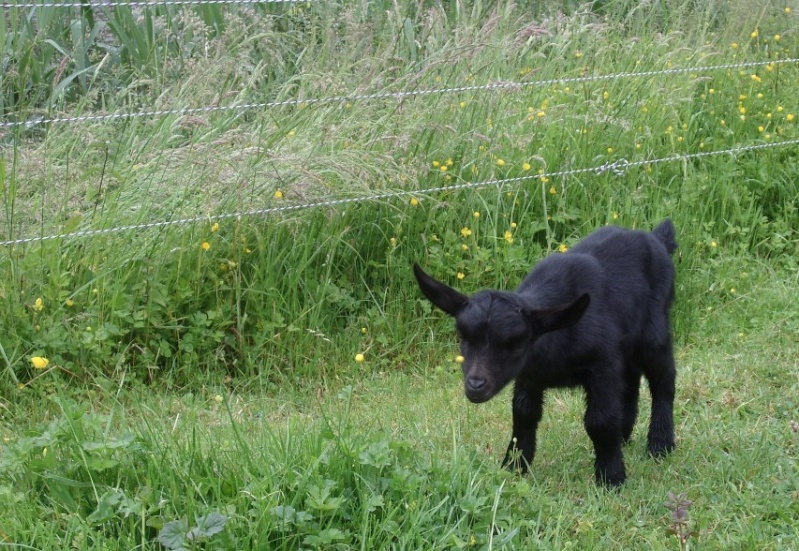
(413, 219), (678, 486)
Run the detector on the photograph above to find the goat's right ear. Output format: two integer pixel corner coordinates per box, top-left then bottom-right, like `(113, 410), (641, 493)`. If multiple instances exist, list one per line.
(413, 263), (469, 317)
(527, 293), (590, 334)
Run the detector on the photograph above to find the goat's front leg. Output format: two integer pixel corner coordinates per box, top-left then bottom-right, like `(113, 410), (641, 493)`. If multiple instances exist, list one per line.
(584, 374), (626, 487)
(503, 384), (544, 473)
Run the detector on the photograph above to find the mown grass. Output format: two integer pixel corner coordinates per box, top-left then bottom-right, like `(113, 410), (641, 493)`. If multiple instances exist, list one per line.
(1, 0), (799, 548)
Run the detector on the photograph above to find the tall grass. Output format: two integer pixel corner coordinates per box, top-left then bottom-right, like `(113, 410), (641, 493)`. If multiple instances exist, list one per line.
(1, 0), (798, 389)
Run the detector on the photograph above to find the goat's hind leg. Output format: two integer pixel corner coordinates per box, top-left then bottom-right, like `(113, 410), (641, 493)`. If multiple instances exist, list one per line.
(644, 343), (676, 458)
(621, 367), (642, 445)
(584, 373), (626, 487)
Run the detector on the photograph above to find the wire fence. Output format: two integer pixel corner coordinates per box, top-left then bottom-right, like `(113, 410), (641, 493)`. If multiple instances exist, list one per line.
(1, 2), (797, 249)
(4, 58), (798, 130)
(3, 137), (798, 248)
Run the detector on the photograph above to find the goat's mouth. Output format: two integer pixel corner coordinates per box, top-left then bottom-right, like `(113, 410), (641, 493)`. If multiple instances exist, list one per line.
(465, 390), (493, 403)
(464, 384), (495, 404)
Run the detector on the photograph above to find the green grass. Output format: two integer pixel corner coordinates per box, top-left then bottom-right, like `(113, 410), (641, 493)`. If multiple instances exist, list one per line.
(1, 0), (799, 548)
(2, 293), (798, 548)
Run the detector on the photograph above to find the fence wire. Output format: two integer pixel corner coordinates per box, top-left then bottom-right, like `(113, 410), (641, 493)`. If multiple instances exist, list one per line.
(2, 137), (797, 248)
(3, 58), (797, 130)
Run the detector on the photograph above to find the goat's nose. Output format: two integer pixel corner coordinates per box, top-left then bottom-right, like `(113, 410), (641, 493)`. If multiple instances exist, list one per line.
(466, 377), (486, 391)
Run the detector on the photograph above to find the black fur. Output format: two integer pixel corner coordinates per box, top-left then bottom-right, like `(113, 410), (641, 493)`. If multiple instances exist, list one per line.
(413, 219), (678, 486)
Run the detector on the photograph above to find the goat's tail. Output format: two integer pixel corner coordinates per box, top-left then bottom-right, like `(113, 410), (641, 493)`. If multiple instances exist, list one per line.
(652, 218), (678, 255)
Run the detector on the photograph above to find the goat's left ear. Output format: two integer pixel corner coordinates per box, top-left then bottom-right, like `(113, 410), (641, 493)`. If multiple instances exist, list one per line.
(527, 293), (590, 334)
(413, 263), (469, 316)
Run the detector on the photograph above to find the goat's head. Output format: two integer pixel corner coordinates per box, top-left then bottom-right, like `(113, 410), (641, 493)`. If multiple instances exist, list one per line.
(413, 263), (590, 403)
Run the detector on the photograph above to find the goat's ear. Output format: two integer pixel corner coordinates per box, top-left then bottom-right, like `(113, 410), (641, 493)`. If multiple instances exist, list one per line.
(527, 293), (590, 334)
(413, 263), (469, 317)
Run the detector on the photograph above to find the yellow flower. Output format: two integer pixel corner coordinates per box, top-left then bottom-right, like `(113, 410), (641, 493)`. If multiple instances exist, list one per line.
(389, 237), (397, 247)
(446, 158), (454, 166)
(201, 242), (211, 251)
(440, 165), (448, 172)
(273, 189), (284, 199)
(432, 160), (440, 168)
(711, 241), (718, 247)
(750, 29), (758, 39)
(473, 211), (480, 218)
(460, 227), (472, 238)
(607, 147), (614, 154)
(31, 356), (49, 369)
(461, 244), (468, 251)
(34, 297), (44, 311)
(549, 185), (557, 195)
(785, 7), (791, 14)
(751, 74), (762, 83)
(410, 197), (419, 206)
(210, 222), (219, 233)
(459, 101), (466, 108)
(455, 355), (465, 363)
(602, 91), (609, 100)
(787, 114), (795, 122)
(65, 299), (74, 307)
(496, 159), (505, 167)
(575, 51), (583, 58)
(457, 272), (465, 280)
(731, 42), (739, 49)
(522, 162), (531, 171)
(708, 88), (715, 94)
(612, 212), (619, 220)
(361, 327), (368, 334)
(730, 288), (736, 294)
(504, 231), (514, 244)
(511, 222), (517, 229)
(557, 243), (568, 253)
(355, 353), (365, 363)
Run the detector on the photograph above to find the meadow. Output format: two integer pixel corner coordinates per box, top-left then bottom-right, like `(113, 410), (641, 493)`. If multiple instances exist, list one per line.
(1, 0), (798, 548)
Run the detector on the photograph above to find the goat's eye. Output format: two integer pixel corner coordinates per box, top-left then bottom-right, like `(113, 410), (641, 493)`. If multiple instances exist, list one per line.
(501, 333), (528, 349)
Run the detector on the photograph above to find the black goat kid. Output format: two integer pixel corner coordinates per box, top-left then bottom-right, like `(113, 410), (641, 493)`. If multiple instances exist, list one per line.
(413, 219), (678, 486)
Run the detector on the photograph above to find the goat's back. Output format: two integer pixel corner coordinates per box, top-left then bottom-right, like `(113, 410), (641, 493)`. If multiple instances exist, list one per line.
(520, 222), (676, 360)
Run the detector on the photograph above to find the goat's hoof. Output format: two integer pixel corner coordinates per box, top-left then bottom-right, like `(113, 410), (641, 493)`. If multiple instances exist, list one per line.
(597, 470), (626, 488)
(502, 460), (529, 475)
(648, 440), (675, 459)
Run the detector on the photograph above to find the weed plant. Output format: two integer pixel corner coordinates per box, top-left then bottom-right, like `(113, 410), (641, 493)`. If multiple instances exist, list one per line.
(1, 0), (799, 548)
